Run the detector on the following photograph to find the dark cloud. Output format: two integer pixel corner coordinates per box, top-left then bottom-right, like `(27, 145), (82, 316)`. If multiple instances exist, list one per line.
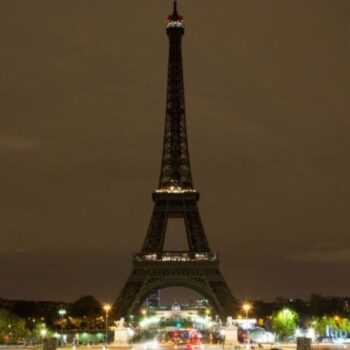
(288, 247), (350, 263)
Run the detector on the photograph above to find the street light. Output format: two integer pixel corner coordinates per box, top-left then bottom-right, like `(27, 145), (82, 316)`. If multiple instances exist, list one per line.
(103, 304), (111, 346)
(40, 328), (47, 338)
(242, 303), (252, 319)
(58, 309), (66, 345)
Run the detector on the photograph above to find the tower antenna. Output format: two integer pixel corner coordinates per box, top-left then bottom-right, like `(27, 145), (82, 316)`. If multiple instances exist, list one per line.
(173, 0), (178, 15)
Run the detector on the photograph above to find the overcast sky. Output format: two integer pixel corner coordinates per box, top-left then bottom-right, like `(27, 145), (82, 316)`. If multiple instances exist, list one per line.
(0, 0), (349, 304)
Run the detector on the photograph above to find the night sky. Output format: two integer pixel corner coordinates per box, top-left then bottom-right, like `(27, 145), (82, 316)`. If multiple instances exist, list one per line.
(1, 1), (349, 304)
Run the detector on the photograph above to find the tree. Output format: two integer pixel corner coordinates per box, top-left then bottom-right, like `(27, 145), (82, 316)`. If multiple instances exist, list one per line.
(309, 294), (346, 317)
(71, 296), (101, 318)
(271, 308), (299, 341)
(70, 296), (102, 329)
(337, 317), (350, 332)
(0, 309), (29, 344)
(31, 323), (53, 342)
(313, 316), (350, 338)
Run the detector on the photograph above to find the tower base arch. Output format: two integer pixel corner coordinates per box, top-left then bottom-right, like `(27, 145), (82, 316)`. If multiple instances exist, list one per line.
(114, 254), (236, 320)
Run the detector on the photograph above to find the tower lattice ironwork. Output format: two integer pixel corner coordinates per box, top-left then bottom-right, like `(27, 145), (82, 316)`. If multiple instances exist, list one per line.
(114, 1), (236, 319)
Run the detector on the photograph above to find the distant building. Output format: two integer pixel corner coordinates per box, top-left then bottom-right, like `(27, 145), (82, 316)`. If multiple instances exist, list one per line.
(146, 290), (161, 308)
(155, 302), (200, 319)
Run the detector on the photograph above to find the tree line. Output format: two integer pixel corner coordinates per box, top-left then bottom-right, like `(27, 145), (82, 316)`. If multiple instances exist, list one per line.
(0, 295), (104, 344)
(1, 294), (350, 344)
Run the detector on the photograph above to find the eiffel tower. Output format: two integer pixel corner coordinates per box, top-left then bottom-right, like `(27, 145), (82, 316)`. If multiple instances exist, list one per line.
(114, 1), (236, 319)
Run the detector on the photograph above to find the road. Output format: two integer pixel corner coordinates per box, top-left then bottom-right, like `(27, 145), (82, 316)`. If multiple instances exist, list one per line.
(2, 343), (349, 350)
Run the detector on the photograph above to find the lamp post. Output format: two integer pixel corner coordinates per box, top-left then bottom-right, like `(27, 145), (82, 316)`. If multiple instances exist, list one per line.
(103, 304), (111, 346)
(242, 303), (252, 348)
(58, 309), (67, 346)
(40, 328), (47, 339)
(242, 303), (252, 319)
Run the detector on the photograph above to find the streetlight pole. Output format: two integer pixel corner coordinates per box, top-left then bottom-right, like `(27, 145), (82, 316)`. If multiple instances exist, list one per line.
(242, 303), (251, 319)
(103, 304), (111, 347)
(242, 303), (252, 348)
(58, 309), (67, 346)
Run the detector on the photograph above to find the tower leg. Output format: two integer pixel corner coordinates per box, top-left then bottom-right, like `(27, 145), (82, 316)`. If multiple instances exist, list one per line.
(184, 204), (210, 252)
(114, 261), (236, 320)
(142, 210), (167, 252)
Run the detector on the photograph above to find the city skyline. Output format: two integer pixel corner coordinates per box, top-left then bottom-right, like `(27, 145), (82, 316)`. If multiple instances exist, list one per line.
(0, 0), (349, 302)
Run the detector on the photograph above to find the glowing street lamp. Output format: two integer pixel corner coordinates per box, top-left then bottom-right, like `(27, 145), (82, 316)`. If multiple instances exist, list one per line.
(58, 309), (66, 345)
(40, 328), (47, 338)
(58, 309), (67, 317)
(103, 304), (111, 345)
(242, 303), (252, 319)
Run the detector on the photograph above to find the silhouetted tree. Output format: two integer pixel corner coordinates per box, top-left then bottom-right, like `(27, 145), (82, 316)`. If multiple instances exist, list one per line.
(71, 296), (101, 318)
(0, 309), (29, 344)
(309, 294), (345, 317)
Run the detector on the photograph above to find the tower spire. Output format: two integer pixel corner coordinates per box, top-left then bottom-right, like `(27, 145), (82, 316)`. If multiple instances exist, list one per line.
(159, 0), (192, 192)
(169, 1), (181, 21)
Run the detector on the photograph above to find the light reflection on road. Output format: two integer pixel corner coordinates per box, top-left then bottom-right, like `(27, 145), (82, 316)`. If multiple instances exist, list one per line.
(53, 344), (350, 350)
(131, 346), (224, 350)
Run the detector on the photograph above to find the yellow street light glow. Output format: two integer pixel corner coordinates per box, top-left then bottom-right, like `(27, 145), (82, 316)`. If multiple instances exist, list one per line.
(103, 303), (111, 346)
(103, 304), (111, 313)
(242, 303), (252, 312)
(242, 302), (252, 318)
